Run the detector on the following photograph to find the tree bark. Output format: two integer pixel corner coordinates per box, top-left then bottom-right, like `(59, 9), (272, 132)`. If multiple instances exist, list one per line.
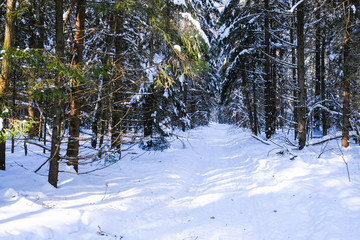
(296, 0), (306, 149)
(314, 1), (321, 132)
(264, 0), (275, 139)
(241, 70), (255, 135)
(291, 0), (297, 140)
(252, 82), (258, 135)
(67, 0), (86, 172)
(321, 35), (327, 136)
(111, 0), (125, 150)
(48, 0), (65, 187)
(144, 32), (155, 137)
(0, 0), (16, 170)
(27, 1), (40, 139)
(342, 0), (352, 148)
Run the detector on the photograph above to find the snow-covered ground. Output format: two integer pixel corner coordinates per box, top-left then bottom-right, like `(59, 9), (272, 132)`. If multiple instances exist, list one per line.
(1, 123), (360, 240)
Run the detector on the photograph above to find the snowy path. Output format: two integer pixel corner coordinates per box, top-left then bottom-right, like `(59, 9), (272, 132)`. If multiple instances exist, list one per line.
(1, 123), (360, 239)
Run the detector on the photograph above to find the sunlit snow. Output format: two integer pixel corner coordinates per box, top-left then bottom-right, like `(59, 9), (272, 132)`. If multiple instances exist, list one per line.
(1, 124), (360, 239)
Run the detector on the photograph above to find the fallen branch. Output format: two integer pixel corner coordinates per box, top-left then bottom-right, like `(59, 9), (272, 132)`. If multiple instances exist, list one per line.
(34, 158), (50, 173)
(251, 135), (271, 145)
(268, 139), (297, 160)
(310, 135), (342, 146)
(26, 141), (51, 152)
(251, 135), (296, 160)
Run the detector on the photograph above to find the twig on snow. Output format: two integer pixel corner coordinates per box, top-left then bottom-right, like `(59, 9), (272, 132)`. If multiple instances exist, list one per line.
(34, 158), (50, 173)
(101, 183), (109, 201)
(268, 139), (297, 160)
(310, 135), (343, 146)
(336, 139), (351, 182)
(251, 134), (270, 145)
(251, 134), (297, 160)
(317, 139), (330, 158)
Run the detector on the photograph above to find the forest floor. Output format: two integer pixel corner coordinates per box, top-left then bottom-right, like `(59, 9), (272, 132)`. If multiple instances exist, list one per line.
(1, 123), (360, 240)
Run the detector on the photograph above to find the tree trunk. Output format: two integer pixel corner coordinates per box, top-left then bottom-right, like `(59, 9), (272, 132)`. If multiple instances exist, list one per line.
(144, 30), (155, 138)
(111, 0), (124, 150)
(0, 0), (16, 170)
(264, 0), (275, 139)
(314, 1), (321, 133)
(342, 0), (352, 148)
(143, 87), (154, 137)
(48, 0), (65, 188)
(291, 0), (298, 140)
(92, 10), (114, 152)
(11, 71), (15, 153)
(43, 110), (47, 154)
(252, 81), (258, 135)
(241, 69), (256, 135)
(67, 0), (86, 172)
(296, 0), (306, 149)
(27, 1), (39, 139)
(321, 35), (327, 136)
(91, 102), (100, 148)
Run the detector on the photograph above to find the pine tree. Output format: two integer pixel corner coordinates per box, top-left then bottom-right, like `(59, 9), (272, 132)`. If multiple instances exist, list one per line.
(48, 0), (65, 188)
(296, 0), (306, 150)
(0, 0), (17, 170)
(66, 0), (86, 172)
(341, 0), (355, 148)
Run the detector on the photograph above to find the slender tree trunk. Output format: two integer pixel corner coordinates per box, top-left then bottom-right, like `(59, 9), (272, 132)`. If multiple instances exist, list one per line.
(49, 0), (65, 188)
(342, 0), (352, 148)
(241, 70), (256, 135)
(93, 10), (114, 152)
(321, 35), (327, 136)
(27, 1), (39, 139)
(0, 0), (16, 170)
(291, 0), (298, 140)
(252, 82), (258, 135)
(91, 101), (100, 148)
(11, 72), (15, 153)
(67, 0), (86, 172)
(37, 0), (45, 49)
(296, 0), (306, 149)
(27, 93), (37, 139)
(264, 0), (275, 139)
(271, 48), (278, 129)
(111, 0), (124, 150)
(144, 32), (155, 137)
(314, 1), (321, 132)
(43, 110), (47, 154)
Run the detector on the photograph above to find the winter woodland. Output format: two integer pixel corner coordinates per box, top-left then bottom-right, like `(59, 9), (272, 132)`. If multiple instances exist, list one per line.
(1, 0), (360, 239)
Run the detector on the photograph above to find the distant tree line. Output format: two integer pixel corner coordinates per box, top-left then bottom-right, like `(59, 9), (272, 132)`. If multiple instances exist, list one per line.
(218, 0), (360, 149)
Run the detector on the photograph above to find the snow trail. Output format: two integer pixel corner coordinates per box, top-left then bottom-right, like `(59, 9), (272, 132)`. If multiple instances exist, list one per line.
(1, 123), (360, 239)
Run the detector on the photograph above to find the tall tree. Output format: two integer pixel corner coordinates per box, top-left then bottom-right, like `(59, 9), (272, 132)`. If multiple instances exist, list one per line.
(67, 0), (86, 172)
(296, 0), (306, 149)
(341, 0), (353, 148)
(264, 0), (276, 138)
(320, 29), (327, 137)
(313, 0), (321, 133)
(48, 0), (65, 188)
(0, 0), (16, 170)
(111, 0), (126, 151)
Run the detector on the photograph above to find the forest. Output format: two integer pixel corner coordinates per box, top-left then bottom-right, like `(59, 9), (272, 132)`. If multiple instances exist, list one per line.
(1, 0), (360, 188)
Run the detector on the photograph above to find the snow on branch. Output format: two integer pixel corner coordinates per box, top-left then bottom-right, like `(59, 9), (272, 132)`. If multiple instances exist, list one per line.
(181, 13), (210, 46)
(286, 0), (305, 13)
